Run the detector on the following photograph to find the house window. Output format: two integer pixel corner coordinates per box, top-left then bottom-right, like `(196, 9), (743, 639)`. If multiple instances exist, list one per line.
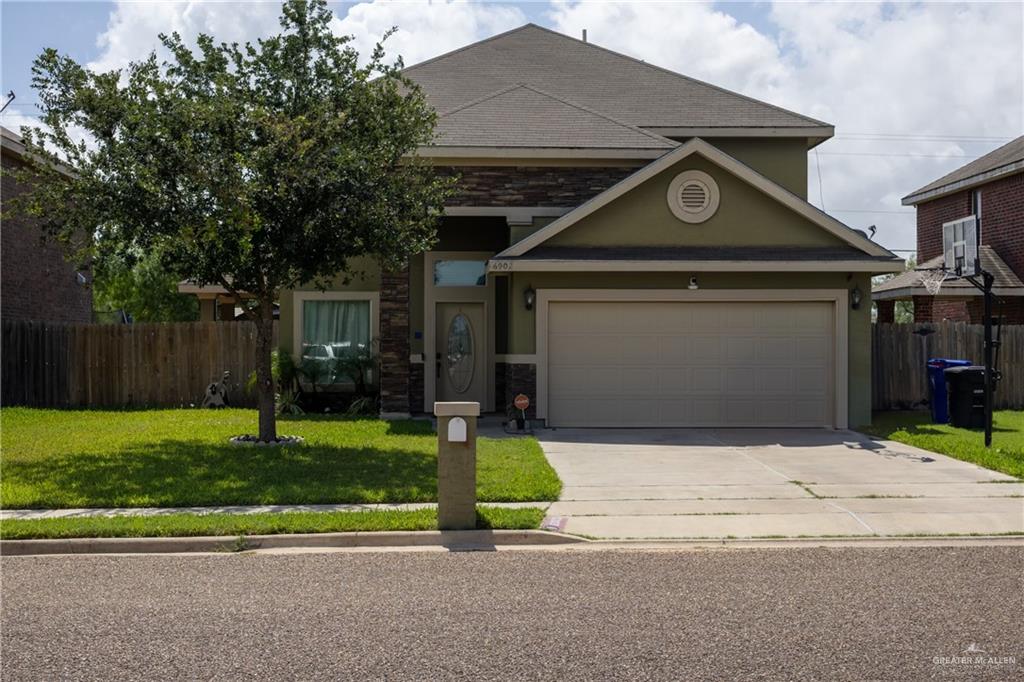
(300, 299), (371, 384)
(971, 188), (982, 219)
(433, 260), (487, 287)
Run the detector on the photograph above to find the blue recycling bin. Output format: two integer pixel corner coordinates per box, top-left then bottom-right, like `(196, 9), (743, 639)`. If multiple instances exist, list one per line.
(927, 358), (971, 423)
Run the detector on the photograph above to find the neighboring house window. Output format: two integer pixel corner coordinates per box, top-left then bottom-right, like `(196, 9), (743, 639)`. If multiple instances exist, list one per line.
(301, 299), (371, 384)
(433, 260), (487, 286)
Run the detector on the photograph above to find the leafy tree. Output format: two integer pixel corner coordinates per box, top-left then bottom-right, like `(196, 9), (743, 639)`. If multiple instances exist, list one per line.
(12, 0), (452, 440)
(873, 256), (916, 323)
(93, 249), (199, 322)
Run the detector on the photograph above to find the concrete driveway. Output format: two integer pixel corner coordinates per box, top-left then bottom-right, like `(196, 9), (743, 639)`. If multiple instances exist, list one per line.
(539, 429), (1024, 539)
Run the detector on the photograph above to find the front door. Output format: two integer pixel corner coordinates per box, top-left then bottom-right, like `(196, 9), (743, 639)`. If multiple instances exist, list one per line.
(436, 302), (486, 405)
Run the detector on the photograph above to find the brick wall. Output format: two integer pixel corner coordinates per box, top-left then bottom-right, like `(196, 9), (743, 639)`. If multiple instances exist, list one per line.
(982, 172), (1024, 278)
(1, 154), (92, 323)
(918, 172), (1023, 272)
(439, 166), (637, 207)
(915, 171), (1023, 323)
(914, 296), (1024, 324)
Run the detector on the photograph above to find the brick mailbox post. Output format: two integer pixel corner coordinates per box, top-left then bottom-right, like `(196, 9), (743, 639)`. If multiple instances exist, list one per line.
(433, 401), (480, 530)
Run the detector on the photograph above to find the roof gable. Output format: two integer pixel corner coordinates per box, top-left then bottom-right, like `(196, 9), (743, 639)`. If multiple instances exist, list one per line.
(434, 84), (677, 150)
(903, 135), (1024, 205)
(496, 138), (897, 259)
(404, 24), (830, 133)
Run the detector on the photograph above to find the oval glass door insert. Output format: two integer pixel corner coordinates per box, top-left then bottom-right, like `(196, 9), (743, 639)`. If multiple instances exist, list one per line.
(446, 313), (474, 393)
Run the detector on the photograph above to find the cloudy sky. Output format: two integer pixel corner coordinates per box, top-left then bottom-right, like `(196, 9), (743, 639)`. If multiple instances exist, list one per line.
(2, 1), (1022, 255)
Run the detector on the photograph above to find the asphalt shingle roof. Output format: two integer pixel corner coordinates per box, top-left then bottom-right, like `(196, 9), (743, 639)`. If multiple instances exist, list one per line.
(405, 24), (829, 140)
(434, 84), (678, 150)
(904, 136), (1024, 204)
(503, 246), (893, 262)
(872, 246), (1023, 296)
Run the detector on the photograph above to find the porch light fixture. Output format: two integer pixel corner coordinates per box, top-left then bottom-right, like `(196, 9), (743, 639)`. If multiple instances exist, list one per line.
(524, 286), (536, 311)
(850, 285), (863, 310)
(688, 276), (699, 290)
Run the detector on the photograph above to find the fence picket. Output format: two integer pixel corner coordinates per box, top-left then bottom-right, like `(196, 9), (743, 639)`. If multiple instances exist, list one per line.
(1, 320), (274, 408)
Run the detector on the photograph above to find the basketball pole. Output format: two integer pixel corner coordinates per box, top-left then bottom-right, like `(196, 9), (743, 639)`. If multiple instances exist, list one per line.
(982, 271), (995, 448)
(965, 269), (996, 448)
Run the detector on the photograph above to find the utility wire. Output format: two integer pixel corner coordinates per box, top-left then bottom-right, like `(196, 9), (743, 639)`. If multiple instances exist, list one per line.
(813, 147), (825, 211)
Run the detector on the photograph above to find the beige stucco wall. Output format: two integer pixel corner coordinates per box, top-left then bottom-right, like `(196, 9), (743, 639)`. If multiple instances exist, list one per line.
(546, 155), (844, 249)
(507, 271), (874, 427)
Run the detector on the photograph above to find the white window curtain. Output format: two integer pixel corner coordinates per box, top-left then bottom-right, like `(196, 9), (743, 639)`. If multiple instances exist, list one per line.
(301, 299), (370, 359)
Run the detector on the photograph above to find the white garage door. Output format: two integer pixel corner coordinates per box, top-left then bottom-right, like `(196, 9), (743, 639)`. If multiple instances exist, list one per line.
(546, 300), (834, 427)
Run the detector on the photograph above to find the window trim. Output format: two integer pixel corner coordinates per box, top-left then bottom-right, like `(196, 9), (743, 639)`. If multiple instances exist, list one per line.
(292, 290), (380, 385)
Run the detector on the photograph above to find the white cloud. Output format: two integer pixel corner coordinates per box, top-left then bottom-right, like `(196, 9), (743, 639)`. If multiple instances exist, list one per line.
(73, 0), (1024, 254)
(547, 0), (1023, 253)
(88, 1), (282, 74)
(332, 0), (526, 68)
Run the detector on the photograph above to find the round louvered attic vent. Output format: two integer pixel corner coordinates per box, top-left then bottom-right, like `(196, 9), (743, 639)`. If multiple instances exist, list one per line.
(667, 170), (720, 223)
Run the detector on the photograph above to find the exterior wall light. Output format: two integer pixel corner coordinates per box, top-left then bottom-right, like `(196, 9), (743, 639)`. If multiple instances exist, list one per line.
(688, 277), (699, 290)
(850, 285), (863, 310)
(524, 286), (536, 311)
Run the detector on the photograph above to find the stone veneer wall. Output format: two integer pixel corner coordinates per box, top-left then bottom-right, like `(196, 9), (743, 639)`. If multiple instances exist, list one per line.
(379, 269), (410, 415)
(496, 362), (537, 419)
(409, 362), (425, 414)
(439, 166), (637, 208)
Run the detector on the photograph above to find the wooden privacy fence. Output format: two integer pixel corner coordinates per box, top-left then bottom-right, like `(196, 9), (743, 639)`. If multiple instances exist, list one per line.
(872, 322), (1024, 410)
(2, 320), (277, 409)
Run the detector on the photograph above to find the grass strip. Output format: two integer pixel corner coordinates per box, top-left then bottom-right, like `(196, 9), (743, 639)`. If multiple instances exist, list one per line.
(861, 410), (1024, 479)
(0, 506), (545, 540)
(0, 408), (562, 508)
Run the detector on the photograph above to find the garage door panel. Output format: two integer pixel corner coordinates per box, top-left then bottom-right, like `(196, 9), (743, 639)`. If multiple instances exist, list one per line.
(546, 300), (835, 427)
(691, 367), (722, 392)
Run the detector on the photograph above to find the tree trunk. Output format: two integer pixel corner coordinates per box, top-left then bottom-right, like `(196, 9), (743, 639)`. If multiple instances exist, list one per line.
(255, 298), (277, 442)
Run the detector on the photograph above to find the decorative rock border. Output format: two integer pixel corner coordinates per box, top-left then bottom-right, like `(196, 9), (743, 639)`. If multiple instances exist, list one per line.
(228, 435), (305, 447)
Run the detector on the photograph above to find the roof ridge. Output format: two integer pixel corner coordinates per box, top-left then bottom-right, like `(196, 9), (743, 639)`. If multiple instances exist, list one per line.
(401, 23), (541, 75)
(436, 83), (526, 118)
(491, 23), (830, 129)
(513, 84), (677, 147)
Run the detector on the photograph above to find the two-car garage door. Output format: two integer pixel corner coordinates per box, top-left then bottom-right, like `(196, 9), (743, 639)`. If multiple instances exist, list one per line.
(546, 300), (835, 427)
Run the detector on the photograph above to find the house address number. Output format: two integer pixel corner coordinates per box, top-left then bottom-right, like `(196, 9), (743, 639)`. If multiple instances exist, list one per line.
(488, 260), (513, 272)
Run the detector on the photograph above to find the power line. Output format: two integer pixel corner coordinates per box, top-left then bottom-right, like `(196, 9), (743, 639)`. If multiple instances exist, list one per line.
(813, 147), (825, 211)
(829, 208), (913, 214)
(818, 151), (975, 159)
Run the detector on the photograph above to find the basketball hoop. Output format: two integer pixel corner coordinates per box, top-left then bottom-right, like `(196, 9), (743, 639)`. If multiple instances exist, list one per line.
(918, 268), (949, 296)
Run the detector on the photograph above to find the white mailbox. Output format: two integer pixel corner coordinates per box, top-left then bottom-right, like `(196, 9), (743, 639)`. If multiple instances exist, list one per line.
(447, 416), (468, 443)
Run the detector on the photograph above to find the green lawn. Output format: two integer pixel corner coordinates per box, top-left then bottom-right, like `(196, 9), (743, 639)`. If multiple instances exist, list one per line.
(0, 506), (545, 540)
(861, 410), (1024, 479)
(0, 409), (561, 509)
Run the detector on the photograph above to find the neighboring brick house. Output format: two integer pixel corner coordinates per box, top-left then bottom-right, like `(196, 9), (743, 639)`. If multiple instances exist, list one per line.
(874, 136), (1024, 323)
(1, 126), (92, 323)
(278, 24), (901, 428)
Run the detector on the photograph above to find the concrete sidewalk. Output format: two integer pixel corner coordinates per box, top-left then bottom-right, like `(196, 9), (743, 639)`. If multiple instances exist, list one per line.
(0, 501), (549, 521)
(538, 428), (1024, 539)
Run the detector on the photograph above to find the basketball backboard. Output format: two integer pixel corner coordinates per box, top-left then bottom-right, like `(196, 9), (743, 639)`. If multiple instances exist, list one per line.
(942, 215), (979, 278)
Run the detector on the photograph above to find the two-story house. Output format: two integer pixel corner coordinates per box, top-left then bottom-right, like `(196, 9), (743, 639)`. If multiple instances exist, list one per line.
(1, 126), (92, 323)
(874, 136), (1024, 323)
(279, 24), (902, 428)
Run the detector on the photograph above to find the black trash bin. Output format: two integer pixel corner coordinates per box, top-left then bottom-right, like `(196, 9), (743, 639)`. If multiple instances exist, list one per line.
(943, 366), (986, 429)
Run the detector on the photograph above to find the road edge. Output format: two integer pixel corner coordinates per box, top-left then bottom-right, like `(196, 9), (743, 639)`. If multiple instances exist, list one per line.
(0, 529), (586, 556)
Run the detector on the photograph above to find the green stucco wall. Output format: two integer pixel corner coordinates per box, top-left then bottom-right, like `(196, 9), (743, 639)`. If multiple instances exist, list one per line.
(546, 155), (843, 249)
(506, 271), (873, 427)
(278, 256), (381, 356)
(706, 138), (809, 198)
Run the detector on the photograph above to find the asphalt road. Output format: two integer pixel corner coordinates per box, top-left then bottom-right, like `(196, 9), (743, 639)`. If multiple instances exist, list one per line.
(2, 547), (1022, 681)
